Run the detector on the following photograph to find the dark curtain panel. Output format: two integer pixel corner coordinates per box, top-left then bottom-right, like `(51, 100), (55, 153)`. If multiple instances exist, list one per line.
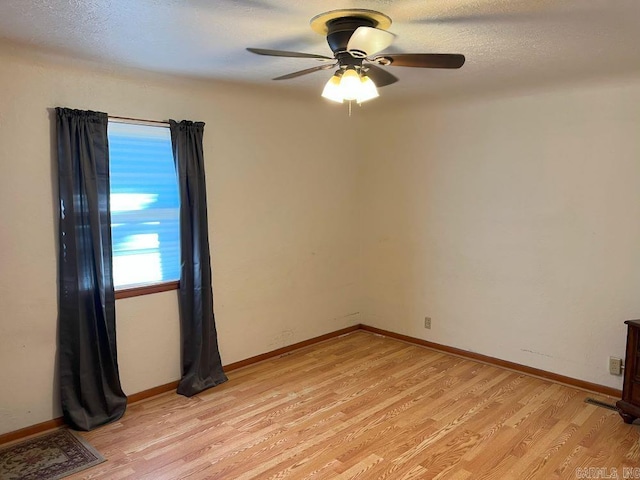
(170, 120), (227, 397)
(56, 108), (127, 430)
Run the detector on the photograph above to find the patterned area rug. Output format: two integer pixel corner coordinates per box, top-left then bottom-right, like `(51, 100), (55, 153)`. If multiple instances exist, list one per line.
(0, 429), (105, 480)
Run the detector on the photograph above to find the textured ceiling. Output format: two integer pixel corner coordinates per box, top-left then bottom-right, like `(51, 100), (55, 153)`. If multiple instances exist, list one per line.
(1, 0), (639, 99)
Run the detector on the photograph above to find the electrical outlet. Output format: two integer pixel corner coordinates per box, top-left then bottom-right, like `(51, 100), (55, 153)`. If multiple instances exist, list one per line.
(609, 356), (623, 375)
(424, 317), (431, 329)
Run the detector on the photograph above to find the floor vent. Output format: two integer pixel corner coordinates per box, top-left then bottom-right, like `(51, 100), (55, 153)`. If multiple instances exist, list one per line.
(584, 397), (618, 411)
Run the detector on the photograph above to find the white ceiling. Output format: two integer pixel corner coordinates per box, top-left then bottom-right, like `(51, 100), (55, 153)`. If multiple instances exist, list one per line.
(1, 0), (639, 99)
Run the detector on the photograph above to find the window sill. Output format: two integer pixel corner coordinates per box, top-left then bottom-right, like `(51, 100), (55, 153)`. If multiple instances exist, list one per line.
(115, 280), (179, 300)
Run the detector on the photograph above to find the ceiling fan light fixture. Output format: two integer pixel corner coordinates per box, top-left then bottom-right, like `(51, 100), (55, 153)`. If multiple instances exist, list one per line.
(321, 74), (344, 103)
(321, 69), (380, 105)
(357, 75), (379, 103)
(249, 9), (466, 111)
(339, 68), (361, 101)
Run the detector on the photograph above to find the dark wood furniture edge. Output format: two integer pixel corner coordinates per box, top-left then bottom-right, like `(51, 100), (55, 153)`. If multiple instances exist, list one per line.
(616, 320), (640, 423)
(615, 400), (640, 424)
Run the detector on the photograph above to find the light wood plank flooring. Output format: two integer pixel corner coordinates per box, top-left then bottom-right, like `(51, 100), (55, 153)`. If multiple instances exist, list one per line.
(70, 331), (639, 479)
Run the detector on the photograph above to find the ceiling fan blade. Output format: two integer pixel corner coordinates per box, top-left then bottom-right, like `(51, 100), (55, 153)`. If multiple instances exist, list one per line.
(375, 53), (465, 69)
(346, 26), (396, 57)
(246, 48), (333, 60)
(273, 64), (336, 80)
(363, 64), (399, 88)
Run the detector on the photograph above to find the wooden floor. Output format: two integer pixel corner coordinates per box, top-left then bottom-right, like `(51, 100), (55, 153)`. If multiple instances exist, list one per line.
(69, 331), (638, 479)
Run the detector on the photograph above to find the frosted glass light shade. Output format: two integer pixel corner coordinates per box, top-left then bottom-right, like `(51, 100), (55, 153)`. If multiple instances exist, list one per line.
(357, 76), (379, 103)
(321, 75), (343, 103)
(321, 69), (381, 105)
(339, 69), (361, 101)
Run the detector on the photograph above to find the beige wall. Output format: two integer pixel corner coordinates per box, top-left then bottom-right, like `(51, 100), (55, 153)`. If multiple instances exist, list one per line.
(2, 43), (639, 436)
(359, 78), (640, 390)
(0, 48), (362, 434)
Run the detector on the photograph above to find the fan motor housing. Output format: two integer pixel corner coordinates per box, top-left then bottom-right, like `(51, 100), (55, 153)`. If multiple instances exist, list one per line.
(326, 17), (377, 54)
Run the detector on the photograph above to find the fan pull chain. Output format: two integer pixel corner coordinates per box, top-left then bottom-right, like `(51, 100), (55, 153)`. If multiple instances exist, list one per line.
(349, 100), (352, 117)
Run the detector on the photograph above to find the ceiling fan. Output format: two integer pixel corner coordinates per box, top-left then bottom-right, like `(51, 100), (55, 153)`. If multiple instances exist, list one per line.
(247, 9), (465, 105)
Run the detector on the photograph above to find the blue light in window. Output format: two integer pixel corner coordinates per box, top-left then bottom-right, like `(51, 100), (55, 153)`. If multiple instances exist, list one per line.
(108, 121), (180, 289)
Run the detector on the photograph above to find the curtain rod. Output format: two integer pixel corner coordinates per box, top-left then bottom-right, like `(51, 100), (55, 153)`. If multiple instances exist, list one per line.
(109, 115), (169, 127)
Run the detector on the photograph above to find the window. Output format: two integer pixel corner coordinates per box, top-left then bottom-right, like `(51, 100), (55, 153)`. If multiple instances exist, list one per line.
(107, 120), (180, 293)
